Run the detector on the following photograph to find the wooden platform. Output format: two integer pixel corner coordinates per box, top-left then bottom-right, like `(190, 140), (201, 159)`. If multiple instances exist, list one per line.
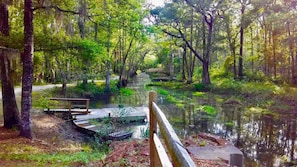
(72, 106), (148, 140)
(44, 108), (91, 114)
(73, 106), (148, 121)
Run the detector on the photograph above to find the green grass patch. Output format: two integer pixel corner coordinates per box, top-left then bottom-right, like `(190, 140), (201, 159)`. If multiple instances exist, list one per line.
(0, 141), (109, 166)
(119, 88), (135, 96)
(192, 91), (205, 97)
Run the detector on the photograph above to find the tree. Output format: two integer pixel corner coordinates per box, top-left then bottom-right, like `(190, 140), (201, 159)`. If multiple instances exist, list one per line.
(20, 0), (34, 139)
(238, 0), (250, 80)
(0, 2), (20, 129)
(151, 1), (222, 85)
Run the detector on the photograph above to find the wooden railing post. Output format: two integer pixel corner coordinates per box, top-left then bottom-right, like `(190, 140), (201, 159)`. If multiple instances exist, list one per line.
(149, 91), (158, 166)
(149, 91), (196, 167)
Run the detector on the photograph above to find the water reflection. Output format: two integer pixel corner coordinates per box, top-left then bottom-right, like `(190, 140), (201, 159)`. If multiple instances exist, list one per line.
(91, 73), (297, 166)
(156, 89), (297, 166)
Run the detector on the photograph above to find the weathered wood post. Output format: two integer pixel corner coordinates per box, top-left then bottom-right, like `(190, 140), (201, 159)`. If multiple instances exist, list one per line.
(149, 91), (159, 166)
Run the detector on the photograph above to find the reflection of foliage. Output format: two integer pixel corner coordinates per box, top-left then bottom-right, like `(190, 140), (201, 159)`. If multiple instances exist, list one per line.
(157, 88), (169, 95)
(198, 105), (216, 116)
(224, 121), (234, 128)
(176, 103), (184, 108)
(192, 91), (205, 97)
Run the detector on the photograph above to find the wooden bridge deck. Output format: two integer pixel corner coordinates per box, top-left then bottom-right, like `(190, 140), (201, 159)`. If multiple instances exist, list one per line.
(73, 106), (148, 121)
(71, 106), (149, 140)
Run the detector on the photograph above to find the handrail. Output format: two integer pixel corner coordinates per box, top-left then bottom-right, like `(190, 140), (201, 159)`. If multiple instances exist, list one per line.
(149, 91), (196, 167)
(48, 97), (90, 113)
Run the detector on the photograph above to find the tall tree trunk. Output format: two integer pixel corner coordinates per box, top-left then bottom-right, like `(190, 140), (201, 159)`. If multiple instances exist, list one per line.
(0, 2), (20, 129)
(187, 8), (194, 84)
(104, 0), (111, 93)
(118, 30), (137, 87)
(181, 45), (186, 81)
(55, 54), (67, 96)
(250, 27), (254, 73)
(202, 61), (210, 84)
(20, 0), (34, 139)
(288, 22), (297, 84)
(202, 14), (212, 84)
(238, 4), (245, 80)
(272, 28), (277, 79)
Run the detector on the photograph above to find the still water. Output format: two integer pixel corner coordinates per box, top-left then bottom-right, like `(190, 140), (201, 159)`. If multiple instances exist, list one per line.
(93, 73), (297, 166)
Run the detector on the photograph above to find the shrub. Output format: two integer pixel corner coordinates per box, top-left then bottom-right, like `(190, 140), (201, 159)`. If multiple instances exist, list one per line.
(194, 83), (211, 92)
(119, 88), (135, 96)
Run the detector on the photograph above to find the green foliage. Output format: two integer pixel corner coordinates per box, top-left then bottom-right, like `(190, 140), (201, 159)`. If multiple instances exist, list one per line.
(194, 83), (211, 92)
(70, 39), (105, 62)
(32, 89), (59, 109)
(245, 70), (267, 82)
(140, 127), (150, 138)
(119, 88), (135, 96)
(68, 80), (119, 98)
(143, 54), (158, 69)
(74, 82), (101, 96)
(198, 105), (216, 116)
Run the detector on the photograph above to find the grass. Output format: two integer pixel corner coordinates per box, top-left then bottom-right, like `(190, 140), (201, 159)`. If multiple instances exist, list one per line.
(119, 88), (135, 96)
(0, 143), (107, 166)
(0, 83), (114, 166)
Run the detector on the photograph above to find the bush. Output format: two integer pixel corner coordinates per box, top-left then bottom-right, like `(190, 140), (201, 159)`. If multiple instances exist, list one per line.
(194, 83), (211, 92)
(119, 88), (135, 96)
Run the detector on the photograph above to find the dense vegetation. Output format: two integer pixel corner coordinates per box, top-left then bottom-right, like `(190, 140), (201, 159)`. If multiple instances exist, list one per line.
(2, 0), (297, 90)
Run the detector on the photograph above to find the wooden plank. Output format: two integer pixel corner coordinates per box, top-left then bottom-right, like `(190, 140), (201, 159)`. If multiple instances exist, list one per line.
(153, 133), (173, 167)
(44, 108), (91, 113)
(152, 101), (196, 167)
(50, 97), (90, 101)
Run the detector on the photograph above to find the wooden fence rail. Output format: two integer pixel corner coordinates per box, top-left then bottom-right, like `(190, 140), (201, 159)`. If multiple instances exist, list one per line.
(149, 91), (196, 167)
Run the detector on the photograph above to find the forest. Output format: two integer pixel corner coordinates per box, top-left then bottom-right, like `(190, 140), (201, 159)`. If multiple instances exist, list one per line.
(1, 0), (297, 166)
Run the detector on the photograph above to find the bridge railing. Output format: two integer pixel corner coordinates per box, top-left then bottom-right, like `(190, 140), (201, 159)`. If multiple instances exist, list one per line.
(149, 91), (196, 167)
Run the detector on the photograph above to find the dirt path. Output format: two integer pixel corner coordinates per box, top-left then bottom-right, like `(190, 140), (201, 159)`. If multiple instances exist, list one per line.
(0, 84), (61, 100)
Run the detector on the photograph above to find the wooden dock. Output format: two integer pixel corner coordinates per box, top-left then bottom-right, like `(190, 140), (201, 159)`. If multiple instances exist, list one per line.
(73, 106), (148, 121)
(48, 106), (149, 140)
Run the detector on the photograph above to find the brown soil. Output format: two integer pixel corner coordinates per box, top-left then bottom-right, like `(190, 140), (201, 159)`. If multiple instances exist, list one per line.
(0, 112), (228, 166)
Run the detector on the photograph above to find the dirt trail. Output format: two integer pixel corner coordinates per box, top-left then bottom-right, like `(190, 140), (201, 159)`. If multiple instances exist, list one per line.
(0, 84), (61, 99)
